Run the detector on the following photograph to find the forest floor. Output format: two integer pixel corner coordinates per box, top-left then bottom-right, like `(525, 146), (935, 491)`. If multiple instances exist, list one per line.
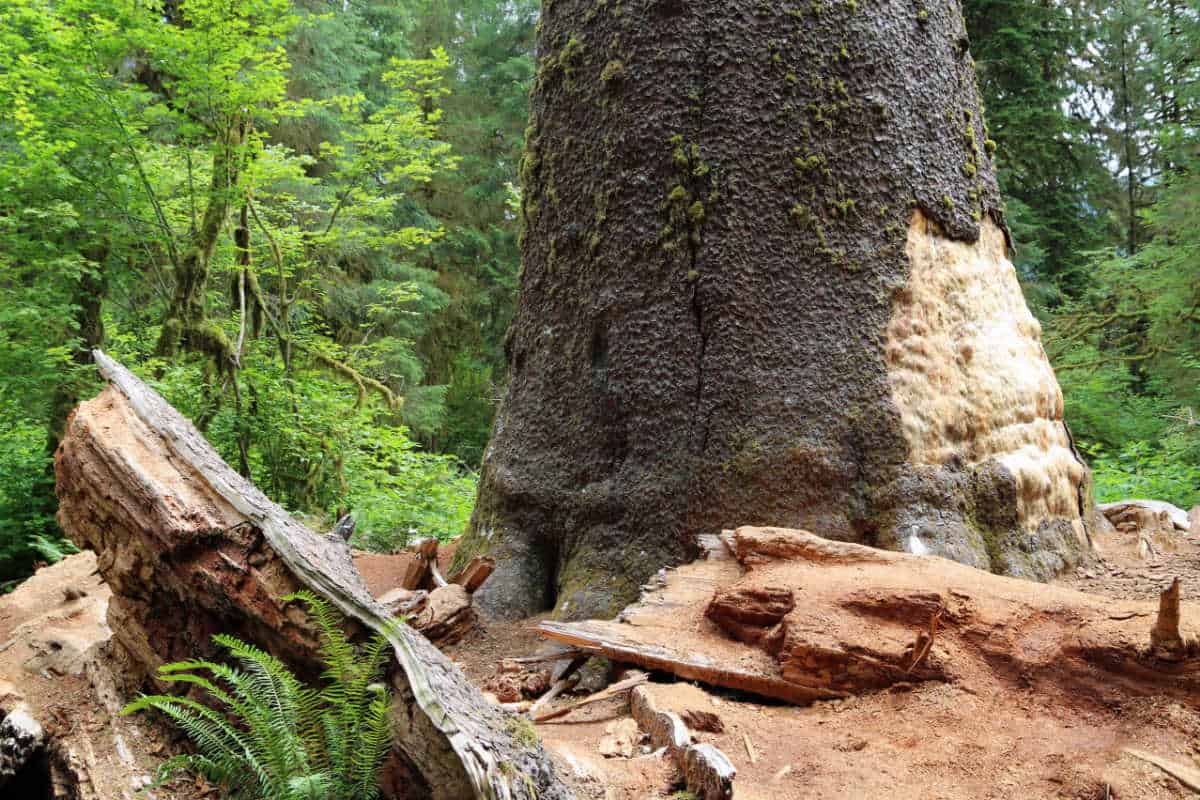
(446, 526), (1200, 800)
(5, 526), (1200, 799)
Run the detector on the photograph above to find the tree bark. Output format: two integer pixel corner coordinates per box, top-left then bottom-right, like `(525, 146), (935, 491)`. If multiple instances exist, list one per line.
(456, 0), (1093, 620)
(54, 352), (571, 800)
(156, 126), (243, 365)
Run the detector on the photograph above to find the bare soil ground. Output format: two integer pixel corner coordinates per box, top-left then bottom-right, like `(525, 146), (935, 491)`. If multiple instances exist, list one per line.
(455, 527), (1200, 800)
(0, 553), (195, 800)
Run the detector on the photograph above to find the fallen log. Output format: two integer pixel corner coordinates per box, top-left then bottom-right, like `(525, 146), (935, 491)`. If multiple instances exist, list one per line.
(538, 526), (1200, 707)
(55, 351), (570, 800)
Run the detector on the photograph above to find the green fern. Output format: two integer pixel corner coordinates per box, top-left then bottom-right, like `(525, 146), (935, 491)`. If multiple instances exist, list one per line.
(122, 592), (393, 800)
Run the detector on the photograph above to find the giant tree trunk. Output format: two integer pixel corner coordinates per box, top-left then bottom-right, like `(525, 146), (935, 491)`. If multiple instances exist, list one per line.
(55, 352), (571, 800)
(457, 0), (1093, 620)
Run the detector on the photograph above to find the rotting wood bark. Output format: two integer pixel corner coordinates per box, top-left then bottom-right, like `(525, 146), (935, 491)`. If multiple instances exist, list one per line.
(450, 556), (496, 594)
(528, 655), (587, 719)
(629, 686), (735, 800)
(539, 527), (1200, 707)
(405, 537), (440, 590)
(531, 672), (648, 723)
(0, 707), (44, 790)
(54, 351), (572, 800)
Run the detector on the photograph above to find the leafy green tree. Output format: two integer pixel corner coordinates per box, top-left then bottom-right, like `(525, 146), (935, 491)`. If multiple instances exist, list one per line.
(0, 0), (480, 581)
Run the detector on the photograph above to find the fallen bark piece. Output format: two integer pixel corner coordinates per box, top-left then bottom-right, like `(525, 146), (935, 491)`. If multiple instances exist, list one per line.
(0, 706), (44, 788)
(629, 685), (735, 800)
(1124, 748), (1200, 793)
(483, 669), (552, 704)
(403, 538), (440, 590)
(540, 526), (1200, 707)
(1100, 500), (1191, 532)
(532, 673), (649, 723)
(56, 351), (570, 800)
(597, 718), (639, 758)
(449, 557), (496, 594)
(680, 709), (724, 734)
(528, 656), (587, 719)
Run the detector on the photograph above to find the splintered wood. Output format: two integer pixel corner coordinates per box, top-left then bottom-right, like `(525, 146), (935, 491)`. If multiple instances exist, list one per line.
(537, 527), (1200, 706)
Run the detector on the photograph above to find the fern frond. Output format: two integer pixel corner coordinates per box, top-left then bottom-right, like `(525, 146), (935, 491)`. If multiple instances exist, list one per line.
(129, 597), (395, 800)
(351, 693), (393, 799)
(284, 591), (358, 684)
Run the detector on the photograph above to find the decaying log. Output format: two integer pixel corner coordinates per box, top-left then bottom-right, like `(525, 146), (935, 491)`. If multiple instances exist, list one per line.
(412, 584), (475, 646)
(539, 527), (1200, 707)
(55, 351), (570, 800)
(378, 587), (429, 617)
(629, 686), (735, 800)
(1100, 500), (1191, 532)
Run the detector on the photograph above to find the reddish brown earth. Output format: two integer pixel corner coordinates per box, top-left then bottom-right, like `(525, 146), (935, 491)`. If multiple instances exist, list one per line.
(8, 522), (1200, 799)
(454, 526), (1200, 800)
(352, 538), (461, 598)
(0, 554), (196, 800)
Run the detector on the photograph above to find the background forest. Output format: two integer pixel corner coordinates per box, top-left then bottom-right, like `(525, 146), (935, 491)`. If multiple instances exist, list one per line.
(0, 0), (1196, 587)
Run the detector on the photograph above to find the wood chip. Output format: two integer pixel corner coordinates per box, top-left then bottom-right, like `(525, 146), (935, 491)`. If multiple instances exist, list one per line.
(743, 733), (759, 764)
(1125, 748), (1200, 794)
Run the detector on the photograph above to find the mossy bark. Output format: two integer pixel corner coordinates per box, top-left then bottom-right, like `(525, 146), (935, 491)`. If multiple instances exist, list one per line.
(156, 125), (243, 366)
(459, 0), (1091, 620)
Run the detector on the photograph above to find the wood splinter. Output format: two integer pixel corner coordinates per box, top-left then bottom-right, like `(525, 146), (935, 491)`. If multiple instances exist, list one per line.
(532, 672), (649, 723)
(1150, 578), (1186, 659)
(527, 655), (587, 719)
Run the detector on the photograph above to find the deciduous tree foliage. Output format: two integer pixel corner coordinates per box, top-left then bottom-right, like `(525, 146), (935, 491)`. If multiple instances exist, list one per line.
(0, 0), (516, 582)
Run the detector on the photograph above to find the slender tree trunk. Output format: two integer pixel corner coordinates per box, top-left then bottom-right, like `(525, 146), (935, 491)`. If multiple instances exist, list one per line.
(1117, 11), (1139, 255)
(156, 124), (244, 363)
(456, 0), (1093, 620)
(46, 241), (108, 451)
